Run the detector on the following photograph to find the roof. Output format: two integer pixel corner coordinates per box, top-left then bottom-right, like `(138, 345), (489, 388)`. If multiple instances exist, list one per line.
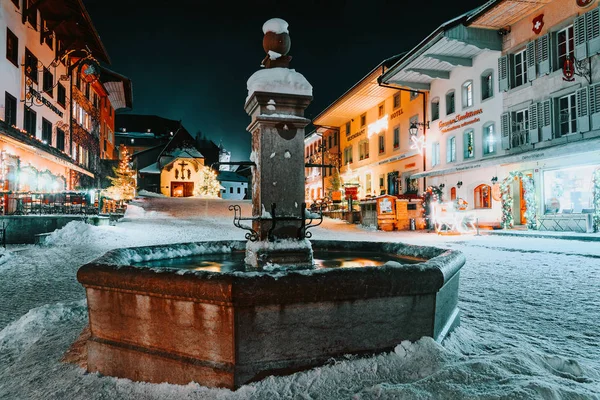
(379, 6), (502, 90)
(312, 54), (405, 127)
(36, 0), (110, 64)
(100, 66), (133, 111)
(217, 171), (249, 183)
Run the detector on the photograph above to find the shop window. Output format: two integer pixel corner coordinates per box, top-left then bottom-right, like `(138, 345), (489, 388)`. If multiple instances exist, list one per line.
(446, 90), (455, 115)
(6, 28), (18, 67)
(481, 70), (493, 100)
(474, 184), (492, 209)
(543, 165), (595, 214)
(431, 97), (440, 121)
(450, 187), (457, 201)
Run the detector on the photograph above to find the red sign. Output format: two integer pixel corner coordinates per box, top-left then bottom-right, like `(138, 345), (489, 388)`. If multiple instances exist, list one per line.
(532, 14), (544, 35)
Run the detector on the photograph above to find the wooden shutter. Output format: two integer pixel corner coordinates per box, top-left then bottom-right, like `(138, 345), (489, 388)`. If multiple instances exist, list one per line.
(529, 103), (540, 144)
(575, 14), (587, 61)
(501, 112), (510, 150)
(536, 34), (550, 76)
(527, 41), (537, 81)
(540, 99), (553, 141)
(498, 55), (509, 92)
(589, 83), (600, 129)
(576, 87), (590, 133)
(586, 8), (600, 56)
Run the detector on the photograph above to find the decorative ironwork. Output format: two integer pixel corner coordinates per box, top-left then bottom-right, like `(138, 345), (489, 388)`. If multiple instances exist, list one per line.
(229, 204), (259, 242)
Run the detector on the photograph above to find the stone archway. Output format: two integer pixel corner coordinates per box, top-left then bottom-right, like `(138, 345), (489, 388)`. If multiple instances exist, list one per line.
(500, 171), (537, 230)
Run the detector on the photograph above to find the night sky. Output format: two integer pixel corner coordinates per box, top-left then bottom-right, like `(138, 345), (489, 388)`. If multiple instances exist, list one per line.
(83, 0), (485, 161)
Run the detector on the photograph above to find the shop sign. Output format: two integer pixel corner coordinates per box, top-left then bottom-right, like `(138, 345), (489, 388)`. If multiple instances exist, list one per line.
(28, 88), (64, 117)
(346, 128), (365, 142)
(438, 109), (483, 133)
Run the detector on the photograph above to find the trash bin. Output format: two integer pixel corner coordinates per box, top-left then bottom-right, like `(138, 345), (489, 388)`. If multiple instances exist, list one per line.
(410, 218), (416, 231)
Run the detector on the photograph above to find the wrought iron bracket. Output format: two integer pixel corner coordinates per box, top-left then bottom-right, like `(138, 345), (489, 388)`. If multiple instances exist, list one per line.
(229, 204), (259, 242)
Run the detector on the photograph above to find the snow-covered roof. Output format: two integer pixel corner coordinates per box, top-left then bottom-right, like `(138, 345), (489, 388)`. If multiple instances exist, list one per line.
(138, 162), (161, 174)
(247, 68), (312, 103)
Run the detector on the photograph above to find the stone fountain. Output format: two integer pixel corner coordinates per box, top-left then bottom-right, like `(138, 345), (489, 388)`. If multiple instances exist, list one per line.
(75, 18), (465, 390)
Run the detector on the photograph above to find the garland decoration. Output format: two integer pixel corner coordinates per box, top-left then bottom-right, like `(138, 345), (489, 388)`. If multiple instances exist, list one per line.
(593, 168), (600, 232)
(500, 171), (537, 230)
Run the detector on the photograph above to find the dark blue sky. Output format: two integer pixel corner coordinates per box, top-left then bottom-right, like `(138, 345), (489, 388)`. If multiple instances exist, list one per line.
(84, 0), (485, 161)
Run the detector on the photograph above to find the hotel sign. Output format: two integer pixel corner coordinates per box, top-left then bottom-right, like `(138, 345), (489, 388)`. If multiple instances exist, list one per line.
(28, 87), (64, 117)
(438, 108), (483, 133)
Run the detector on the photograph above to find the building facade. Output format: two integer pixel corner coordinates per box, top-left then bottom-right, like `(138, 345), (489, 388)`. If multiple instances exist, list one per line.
(0, 0), (131, 205)
(312, 57), (427, 203)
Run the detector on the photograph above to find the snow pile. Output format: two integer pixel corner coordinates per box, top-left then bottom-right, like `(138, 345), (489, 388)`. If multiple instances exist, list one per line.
(262, 18), (289, 34)
(247, 68), (312, 102)
(137, 190), (165, 198)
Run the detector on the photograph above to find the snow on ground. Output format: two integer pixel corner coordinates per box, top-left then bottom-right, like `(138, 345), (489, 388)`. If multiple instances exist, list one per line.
(0, 196), (599, 399)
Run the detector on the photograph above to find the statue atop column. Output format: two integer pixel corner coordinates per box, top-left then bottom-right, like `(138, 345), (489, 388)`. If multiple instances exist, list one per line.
(261, 18), (292, 68)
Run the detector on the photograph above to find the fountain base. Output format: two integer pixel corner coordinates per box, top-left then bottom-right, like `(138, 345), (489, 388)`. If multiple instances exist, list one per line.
(77, 240), (464, 390)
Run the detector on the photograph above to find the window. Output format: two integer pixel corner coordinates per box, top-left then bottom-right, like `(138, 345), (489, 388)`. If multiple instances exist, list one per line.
(25, 0), (37, 29)
(6, 28), (18, 67)
(462, 81), (473, 109)
(410, 91), (419, 101)
(463, 129), (474, 159)
(42, 118), (52, 144)
(481, 70), (494, 101)
(57, 83), (66, 108)
(474, 184), (492, 209)
(43, 68), (53, 97)
(24, 48), (38, 83)
(557, 25), (574, 69)
(4, 92), (17, 126)
(393, 93), (401, 109)
(343, 146), (353, 164)
(24, 106), (36, 135)
(378, 103), (385, 118)
(558, 93), (577, 135)
(431, 142), (440, 167)
(483, 123), (496, 155)
(512, 109), (529, 147)
(358, 139), (369, 160)
(360, 113), (366, 127)
(446, 136), (456, 163)
(431, 98), (440, 121)
(446, 90), (455, 115)
(393, 127), (400, 149)
(345, 121), (351, 135)
(378, 134), (385, 154)
(514, 49), (528, 87)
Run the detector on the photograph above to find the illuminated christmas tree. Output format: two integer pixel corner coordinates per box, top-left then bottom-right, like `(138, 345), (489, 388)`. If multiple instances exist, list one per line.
(193, 165), (221, 197)
(105, 146), (136, 201)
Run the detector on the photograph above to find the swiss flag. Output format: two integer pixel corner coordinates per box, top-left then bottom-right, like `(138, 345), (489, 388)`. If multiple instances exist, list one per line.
(532, 14), (544, 35)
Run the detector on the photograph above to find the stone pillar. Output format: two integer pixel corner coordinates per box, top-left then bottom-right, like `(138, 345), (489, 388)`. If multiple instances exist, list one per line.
(243, 18), (314, 269)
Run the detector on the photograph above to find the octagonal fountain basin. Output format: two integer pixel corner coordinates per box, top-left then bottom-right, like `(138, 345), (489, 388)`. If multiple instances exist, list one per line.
(77, 239), (465, 390)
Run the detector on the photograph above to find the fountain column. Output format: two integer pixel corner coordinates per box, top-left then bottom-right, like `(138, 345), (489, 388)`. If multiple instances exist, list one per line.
(243, 18), (314, 269)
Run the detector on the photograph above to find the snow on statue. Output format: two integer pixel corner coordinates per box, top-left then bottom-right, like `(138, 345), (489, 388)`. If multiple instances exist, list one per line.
(193, 165), (221, 198)
(105, 146), (136, 201)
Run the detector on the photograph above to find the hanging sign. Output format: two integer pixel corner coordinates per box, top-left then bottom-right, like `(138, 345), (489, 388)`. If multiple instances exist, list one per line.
(532, 14), (544, 35)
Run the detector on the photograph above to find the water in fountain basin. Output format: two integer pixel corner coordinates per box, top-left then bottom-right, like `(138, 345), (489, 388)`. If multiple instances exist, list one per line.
(131, 250), (422, 273)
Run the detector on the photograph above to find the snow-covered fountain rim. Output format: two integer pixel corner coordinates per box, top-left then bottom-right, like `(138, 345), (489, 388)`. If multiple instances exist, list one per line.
(85, 239), (464, 282)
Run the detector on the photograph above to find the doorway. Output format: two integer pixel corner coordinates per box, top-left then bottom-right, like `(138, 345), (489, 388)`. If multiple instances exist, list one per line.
(171, 182), (194, 197)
